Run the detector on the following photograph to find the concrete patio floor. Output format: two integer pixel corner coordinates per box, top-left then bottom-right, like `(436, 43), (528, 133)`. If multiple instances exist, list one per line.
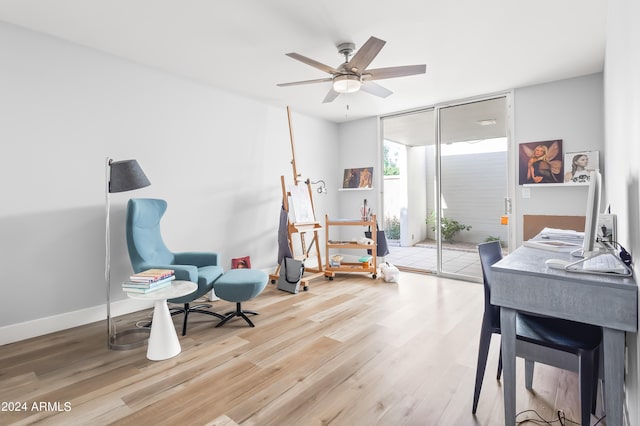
(383, 242), (483, 278)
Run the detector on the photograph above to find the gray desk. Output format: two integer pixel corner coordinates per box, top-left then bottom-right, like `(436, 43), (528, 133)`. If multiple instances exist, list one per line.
(491, 245), (637, 425)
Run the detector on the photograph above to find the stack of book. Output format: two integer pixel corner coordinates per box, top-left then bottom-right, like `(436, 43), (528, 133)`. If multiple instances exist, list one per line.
(122, 268), (175, 293)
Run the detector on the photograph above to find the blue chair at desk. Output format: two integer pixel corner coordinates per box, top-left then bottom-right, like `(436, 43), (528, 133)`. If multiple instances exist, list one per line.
(473, 241), (602, 425)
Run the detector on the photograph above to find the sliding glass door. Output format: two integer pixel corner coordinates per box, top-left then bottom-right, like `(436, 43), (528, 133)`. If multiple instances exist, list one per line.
(382, 109), (435, 271)
(382, 95), (512, 280)
(436, 97), (510, 278)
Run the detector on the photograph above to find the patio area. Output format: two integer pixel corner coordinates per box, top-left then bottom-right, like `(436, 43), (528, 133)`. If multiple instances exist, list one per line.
(383, 240), (483, 278)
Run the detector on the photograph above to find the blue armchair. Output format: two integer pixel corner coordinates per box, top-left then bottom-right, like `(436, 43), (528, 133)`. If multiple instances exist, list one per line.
(125, 198), (224, 335)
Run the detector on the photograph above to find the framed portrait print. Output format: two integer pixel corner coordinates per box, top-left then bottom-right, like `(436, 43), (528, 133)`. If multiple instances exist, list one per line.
(563, 151), (599, 184)
(342, 167), (373, 189)
(519, 140), (563, 185)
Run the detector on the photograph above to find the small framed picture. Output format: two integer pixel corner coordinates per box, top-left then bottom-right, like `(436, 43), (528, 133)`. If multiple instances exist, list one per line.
(342, 167), (373, 189)
(231, 256), (251, 269)
(563, 151), (599, 184)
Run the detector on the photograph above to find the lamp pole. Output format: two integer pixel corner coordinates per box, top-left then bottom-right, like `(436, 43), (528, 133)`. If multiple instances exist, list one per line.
(105, 157), (151, 350)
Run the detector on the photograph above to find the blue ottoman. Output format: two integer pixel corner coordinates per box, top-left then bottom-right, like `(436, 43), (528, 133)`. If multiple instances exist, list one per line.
(213, 269), (268, 327)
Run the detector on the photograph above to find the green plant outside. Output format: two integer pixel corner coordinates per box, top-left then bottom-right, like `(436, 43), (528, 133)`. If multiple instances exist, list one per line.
(385, 215), (401, 240)
(485, 236), (505, 247)
(383, 145), (400, 176)
(426, 211), (472, 243)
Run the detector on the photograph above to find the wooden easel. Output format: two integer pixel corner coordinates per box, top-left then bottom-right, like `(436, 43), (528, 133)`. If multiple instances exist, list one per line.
(269, 107), (325, 291)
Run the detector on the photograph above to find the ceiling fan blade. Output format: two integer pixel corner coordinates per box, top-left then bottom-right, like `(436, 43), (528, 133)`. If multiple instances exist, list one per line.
(346, 36), (386, 73)
(323, 89), (340, 103)
(363, 64), (427, 81)
(277, 77), (333, 87)
(285, 52), (339, 74)
(360, 81), (393, 98)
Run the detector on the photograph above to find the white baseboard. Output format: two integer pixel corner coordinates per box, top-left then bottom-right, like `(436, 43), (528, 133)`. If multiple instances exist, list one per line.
(1, 269), (274, 346)
(0, 298), (153, 346)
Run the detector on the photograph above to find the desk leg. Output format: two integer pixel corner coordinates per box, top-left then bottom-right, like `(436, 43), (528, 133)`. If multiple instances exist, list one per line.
(603, 327), (625, 426)
(501, 307), (517, 425)
(147, 300), (181, 361)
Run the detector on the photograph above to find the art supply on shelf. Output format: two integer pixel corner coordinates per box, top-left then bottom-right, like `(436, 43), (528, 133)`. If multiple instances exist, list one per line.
(360, 198), (371, 221)
(325, 215), (378, 279)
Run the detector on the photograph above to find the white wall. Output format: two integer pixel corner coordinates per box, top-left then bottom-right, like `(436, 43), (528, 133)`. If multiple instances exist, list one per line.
(334, 117), (380, 242)
(438, 151), (509, 244)
(0, 22), (339, 343)
(382, 144), (428, 247)
(604, 0), (640, 423)
(513, 73), (605, 244)
(405, 146), (428, 245)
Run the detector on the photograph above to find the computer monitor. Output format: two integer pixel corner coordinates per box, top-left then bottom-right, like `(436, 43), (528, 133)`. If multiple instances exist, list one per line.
(579, 169), (602, 258)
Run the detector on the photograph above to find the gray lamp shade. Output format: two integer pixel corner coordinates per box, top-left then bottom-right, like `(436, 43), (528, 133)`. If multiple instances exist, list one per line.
(109, 159), (151, 193)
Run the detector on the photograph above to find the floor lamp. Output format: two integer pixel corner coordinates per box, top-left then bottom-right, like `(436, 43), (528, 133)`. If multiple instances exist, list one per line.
(106, 157), (151, 350)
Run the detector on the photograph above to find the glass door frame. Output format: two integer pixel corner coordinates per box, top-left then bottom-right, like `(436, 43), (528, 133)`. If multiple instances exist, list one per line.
(380, 90), (516, 281)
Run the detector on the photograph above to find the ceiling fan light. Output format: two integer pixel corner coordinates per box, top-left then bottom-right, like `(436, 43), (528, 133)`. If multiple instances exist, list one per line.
(333, 75), (362, 93)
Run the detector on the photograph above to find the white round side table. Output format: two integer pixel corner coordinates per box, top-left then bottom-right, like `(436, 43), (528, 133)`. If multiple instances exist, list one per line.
(126, 280), (197, 361)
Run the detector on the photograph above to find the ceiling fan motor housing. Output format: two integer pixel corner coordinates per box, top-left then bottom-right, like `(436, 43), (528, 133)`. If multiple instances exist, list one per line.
(337, 42), (356, 59)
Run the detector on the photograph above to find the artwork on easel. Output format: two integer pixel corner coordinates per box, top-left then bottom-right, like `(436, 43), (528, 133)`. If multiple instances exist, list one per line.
(563, 151), (599, 184)
(288, 184), (316, 224)
(343, 167), (373, 189)
(269, 106), (325, 290)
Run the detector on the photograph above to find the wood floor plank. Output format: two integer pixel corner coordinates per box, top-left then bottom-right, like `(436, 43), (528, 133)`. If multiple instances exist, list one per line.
(0, 271), (591, 425)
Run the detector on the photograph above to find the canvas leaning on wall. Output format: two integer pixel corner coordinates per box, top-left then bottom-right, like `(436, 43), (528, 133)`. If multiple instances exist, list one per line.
(563, 151), (599, 184)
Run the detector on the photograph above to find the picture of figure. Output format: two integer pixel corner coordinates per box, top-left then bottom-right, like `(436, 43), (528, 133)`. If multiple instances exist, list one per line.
(343, 167), (373, 189)
(358, 167), (372, 188)
(519, 140), (563, 185)
(563, 151), (599, 184)
(343, 168), (359, 188)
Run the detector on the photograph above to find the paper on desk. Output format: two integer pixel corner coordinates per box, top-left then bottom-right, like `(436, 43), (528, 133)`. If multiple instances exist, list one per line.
(523, 239), (582, 252)
(540, 227), (584, 241)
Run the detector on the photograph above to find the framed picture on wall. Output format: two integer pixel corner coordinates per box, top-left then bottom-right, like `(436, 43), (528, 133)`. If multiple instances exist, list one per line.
(342, 167), (373, 189)
(563, 151), (599, 184)
(518, 140), (563, 185)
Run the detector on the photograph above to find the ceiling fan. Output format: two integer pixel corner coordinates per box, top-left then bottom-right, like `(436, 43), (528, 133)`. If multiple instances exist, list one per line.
(277, 36), (427, 103)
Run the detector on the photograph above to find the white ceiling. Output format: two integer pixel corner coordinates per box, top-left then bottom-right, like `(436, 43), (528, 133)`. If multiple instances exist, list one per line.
(0, 0), (607, 123)
(383, 97), (508, 147)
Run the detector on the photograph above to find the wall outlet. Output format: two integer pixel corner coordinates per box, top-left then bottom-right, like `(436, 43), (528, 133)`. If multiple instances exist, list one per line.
(598, 214), (616, 243)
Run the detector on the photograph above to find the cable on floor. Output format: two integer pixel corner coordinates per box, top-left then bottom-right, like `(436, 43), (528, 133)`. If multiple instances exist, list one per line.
(515, 409), (605, 425)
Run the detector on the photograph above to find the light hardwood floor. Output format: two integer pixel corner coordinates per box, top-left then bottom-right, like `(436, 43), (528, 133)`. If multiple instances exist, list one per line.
(1, 271), (592, 425)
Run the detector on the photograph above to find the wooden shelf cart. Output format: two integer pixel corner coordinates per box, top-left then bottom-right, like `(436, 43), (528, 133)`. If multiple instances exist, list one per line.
(324, 214), (378, 279)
